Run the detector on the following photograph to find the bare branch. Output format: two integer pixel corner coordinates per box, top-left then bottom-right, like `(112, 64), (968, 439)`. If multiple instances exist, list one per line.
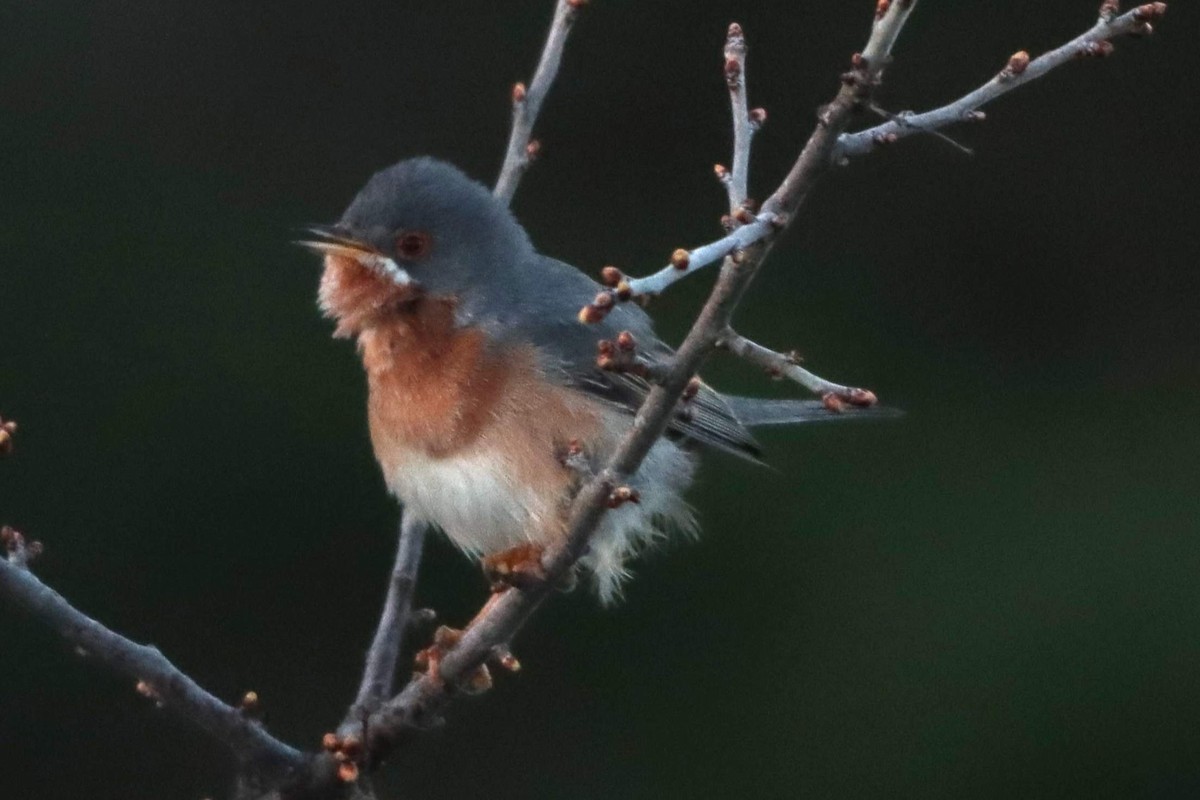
(723, 23), (753, 211)
(616, 213), (776, 298)
(0, 544), (304, 775)
(719, 329), (877, 408)
(340, 512), (428, 735)
(493, 0), (587, 205)
(837, 3), (1168, 159)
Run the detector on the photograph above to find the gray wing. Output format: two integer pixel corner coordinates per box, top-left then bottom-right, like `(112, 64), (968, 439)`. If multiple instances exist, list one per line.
(462, 254), (765, 462)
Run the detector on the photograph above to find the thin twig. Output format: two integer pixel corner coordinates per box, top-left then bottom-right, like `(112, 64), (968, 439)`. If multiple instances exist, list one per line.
(621, 213), (776, 297)
(0, 553), (304, 775)
(837, 3), (1167, 159)
(493, 0), (586, 205)
(723, 23), (752, 211)
(340, 512), (428, 735)
(719, 329), (877, 407)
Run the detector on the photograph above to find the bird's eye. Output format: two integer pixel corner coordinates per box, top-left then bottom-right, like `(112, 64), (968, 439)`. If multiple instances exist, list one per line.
(395, 231), (432, 260)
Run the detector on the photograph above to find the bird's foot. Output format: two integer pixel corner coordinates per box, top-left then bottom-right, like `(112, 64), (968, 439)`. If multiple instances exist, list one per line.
(481, 543), (548, 591)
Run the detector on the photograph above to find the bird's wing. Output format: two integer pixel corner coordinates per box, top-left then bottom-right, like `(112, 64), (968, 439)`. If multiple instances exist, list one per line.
(470, 255), (763, 462)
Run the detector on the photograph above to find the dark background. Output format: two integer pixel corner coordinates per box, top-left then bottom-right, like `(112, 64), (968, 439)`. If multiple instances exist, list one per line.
(2, 1), (1198, 798)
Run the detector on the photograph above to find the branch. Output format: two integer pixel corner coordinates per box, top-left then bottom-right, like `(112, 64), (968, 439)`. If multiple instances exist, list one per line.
(340, 512), (428, 735)
(493, 0), (587, 205)
(0, 534), (304, 776)
(722, 22), (754, 211)
(719, 329), (878, 409)
(597, 213), (776, 301)
(836, 3), (1168, 159)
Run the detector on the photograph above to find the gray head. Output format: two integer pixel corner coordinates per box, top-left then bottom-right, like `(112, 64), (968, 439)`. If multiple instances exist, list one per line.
(300, 157), (535, 301)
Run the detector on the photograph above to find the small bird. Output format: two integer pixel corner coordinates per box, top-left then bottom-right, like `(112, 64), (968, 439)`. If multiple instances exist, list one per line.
(301, 157), (884, 602)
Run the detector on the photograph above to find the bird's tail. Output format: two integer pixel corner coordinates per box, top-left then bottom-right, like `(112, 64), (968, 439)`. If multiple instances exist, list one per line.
(723, 395), (902, 427)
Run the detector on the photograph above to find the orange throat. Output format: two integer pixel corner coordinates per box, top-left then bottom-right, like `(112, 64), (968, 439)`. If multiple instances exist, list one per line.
(318, 254), (421, 338)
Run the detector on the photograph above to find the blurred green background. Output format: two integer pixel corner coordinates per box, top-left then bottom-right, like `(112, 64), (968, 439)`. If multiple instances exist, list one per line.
(2, 1), (1198, 798)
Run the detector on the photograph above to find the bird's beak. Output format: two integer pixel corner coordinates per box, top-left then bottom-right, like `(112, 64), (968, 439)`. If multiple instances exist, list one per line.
(294, 224), (414, 286)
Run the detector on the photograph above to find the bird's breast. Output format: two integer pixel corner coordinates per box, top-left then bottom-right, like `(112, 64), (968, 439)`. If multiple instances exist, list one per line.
(358, 297), (606, 547)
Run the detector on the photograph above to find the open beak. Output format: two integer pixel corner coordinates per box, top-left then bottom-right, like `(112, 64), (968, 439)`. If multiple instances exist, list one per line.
(295, 224), (414, 286)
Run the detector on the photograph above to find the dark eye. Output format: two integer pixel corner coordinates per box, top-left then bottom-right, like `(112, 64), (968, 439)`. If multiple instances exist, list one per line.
(395, 231), (432, 260)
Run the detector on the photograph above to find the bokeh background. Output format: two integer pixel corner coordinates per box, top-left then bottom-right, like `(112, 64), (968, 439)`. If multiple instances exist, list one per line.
(2, 1), (1198, 798)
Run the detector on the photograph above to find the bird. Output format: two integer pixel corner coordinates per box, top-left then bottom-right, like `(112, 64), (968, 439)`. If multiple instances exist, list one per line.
(300, 157), (888, 603)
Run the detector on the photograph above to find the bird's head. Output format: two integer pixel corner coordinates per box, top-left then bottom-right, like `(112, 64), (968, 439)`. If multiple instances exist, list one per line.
(300, 157), (534, 336)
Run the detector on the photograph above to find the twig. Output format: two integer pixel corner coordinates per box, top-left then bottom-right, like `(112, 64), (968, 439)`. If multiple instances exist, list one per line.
(340, 512), (428, 735)
(619, 213), (776, 298)
(0, 548), (304, 775)
(837, 3), (1168, 160)
(723, 22), (753, 211)
(493, 0), (587, 205)
(719, 329), (877, 407)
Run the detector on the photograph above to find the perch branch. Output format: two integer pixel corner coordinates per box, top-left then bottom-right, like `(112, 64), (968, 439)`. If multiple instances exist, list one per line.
(0, 540), (304, 775)
(719, 329), (877, 407)
(493, 0), (587, 205)
(836, 3), (1168, 159)
(340, 512), (428, 735)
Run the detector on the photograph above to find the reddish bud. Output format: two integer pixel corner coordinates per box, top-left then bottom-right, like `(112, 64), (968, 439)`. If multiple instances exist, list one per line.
(337, 761), (360, 783)
(847, 388), (878, 407)
(851, 52), (865, 69)
(600, 265), (623, 287)
(464, 664), (494, 695)
(511, 82), (527, 104)
(1098, 0), (1120, 20)
(875, 0), (891, 20)
(593, 291), (615, 310)
(239, 691), (260, 713)
(578, 304), (607, 324)
(607, 486), (641, 508)
(1078, 40), (1115, 58)
(340, 737), (364, 760)
(734, 207), (755, 225)
(748, 107), (767, 127)
(1002, 50), (1031, 78)
(724, 58), (741, 86)
(682, 377), (702, 401)
(822, 393), (847, 413)
(670, 249), (691, 271)
(1133, 2), (1167, 22)
(567, 0), (590, 8)
(615, 280), (633, 301)
(322, 733), (340, 752)
(727, 22), (743, 39)
(525, 139), (541, 159)
(135, 680), (161, 701)
(616, 331), (636, 352)
(713, 163), (730, 182)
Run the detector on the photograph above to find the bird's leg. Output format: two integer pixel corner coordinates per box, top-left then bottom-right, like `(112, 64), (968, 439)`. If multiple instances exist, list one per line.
(481, 543), (548, 591)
